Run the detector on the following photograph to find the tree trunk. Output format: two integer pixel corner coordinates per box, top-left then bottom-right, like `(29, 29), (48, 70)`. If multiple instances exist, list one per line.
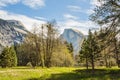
(40, 53), (45, 68)
(116, 53), (120, 68)
(118, 60), (120, 68)
(114, 38), (120, 68)
(86, 57), (89, 70)
(91, 56), (94, 72)
(104, 49), (108, 68)
(104, 54), (108, 68)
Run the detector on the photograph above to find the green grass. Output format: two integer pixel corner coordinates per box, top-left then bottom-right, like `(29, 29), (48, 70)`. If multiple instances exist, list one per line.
(0, 67), (120, 80)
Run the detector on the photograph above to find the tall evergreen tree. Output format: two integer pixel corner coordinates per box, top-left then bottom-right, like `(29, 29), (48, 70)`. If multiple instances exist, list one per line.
(79, 39), (89, 69)
(0, 46), (17, 68)
(66, 43), (74, 56)
(90, 0), (120, 68)
(80, 30), (101, 71)
(0, 47), (11, 68)
(9, 47), (17, 67)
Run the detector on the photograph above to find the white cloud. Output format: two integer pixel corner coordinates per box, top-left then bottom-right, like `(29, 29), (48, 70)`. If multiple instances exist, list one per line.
(0, 10), (7, 14)
(59, 19), (99, 35)
(67, 5), (94, 15)
(0, 0), (19, 7)
(63, 14), (77, 20)
(0, 0), (45, 9)
(90, 0), (105, 7)
(34, 16), (46, 20)
(0, 10), (45, 31)
(22, 0), (45, 9)
(86, 9), (95, 15)
(90, 0), (100, 6)
(64, 19), (96, 29)
(67, 5), (81, 12)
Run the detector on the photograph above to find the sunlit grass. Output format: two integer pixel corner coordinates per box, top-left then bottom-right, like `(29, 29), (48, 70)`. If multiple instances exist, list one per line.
(0, 67), (120, 80)
(0, 67), (77, 80)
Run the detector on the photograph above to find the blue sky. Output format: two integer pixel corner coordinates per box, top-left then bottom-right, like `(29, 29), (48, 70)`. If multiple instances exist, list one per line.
(0, 0), (99, 35)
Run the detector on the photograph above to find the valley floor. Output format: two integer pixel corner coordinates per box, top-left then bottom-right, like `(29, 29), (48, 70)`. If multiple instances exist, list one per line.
(0, 67), (120, 80)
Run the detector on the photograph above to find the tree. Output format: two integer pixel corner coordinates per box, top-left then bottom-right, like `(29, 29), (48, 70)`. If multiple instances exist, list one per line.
(66, 42), (74, 57)
(45, 23), (58, 67)
(90, 0), (120, 29)
(9, 47), (17, 67)
(16, 33), (41, 67)
(0, 46), (17, 68)
(51, 42), (74, 67)
(0, 47), (11, 68)
(90, 31), (101, 70)
(80, 30), (101, 71)
(15, 22), (60, 68)
(113, 37), (120, 67)
(79, 39), (89, 69)
(90, 0), (120, 68)
(118, 41), (120, 67)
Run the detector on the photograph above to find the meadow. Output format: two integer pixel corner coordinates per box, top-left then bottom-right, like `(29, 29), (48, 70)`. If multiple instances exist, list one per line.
(0, 67), (120, 80)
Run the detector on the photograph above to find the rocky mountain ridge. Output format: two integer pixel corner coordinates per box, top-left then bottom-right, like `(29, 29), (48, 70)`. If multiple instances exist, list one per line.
(0, 19), (28, 52)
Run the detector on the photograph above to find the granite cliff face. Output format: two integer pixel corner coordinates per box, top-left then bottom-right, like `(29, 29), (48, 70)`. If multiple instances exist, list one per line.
(60, 29), (85, 55)
(0, 19), (28, 52)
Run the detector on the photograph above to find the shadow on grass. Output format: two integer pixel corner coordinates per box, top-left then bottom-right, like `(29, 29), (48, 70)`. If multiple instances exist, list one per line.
(12, 67), (36, 69)
(27, 69), (120, 80)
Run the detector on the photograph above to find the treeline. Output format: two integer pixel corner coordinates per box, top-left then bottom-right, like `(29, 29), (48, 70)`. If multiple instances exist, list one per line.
(80, 28), (120, 70)
(79, 0), (120, 71)
(0, 22), (74, 68)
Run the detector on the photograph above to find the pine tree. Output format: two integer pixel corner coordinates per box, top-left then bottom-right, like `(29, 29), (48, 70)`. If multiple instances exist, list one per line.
(0, 46), (17, 68)
(90, 0), (120, 29)
(89, 30), (100, 71)
(0, 47), (11, 68)
(80, 30), (101, 71)
(66, 43), (74, 56)
(9, 47), (17, 67)
(90, 1), (120, 63)
(79, 39), (89, 69)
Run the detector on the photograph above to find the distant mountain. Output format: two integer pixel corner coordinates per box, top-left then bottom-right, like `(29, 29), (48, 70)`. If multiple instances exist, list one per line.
(60, 28), (85, 56)
(0, 19), (28, 52)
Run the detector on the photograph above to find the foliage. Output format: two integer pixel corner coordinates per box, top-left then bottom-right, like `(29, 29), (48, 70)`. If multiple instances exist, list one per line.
(89, 0), (120, 68)
(15, 22), (74, 67)
(79, 30), (101, 70)
(66, 43), (74, 57)
(0, 46), (17, 68)
(51, 43), (74, 67)
(15, 35), (39, 67)
(90, 0), (120, 27)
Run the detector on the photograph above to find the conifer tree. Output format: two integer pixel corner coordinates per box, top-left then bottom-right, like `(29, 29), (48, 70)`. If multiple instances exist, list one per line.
(0, 46), (17, 68)
(9, 47), (17, 67)
(66, 43), (74, 56)
(80, 30), (101, 71)
(79, 39), (89, 69)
